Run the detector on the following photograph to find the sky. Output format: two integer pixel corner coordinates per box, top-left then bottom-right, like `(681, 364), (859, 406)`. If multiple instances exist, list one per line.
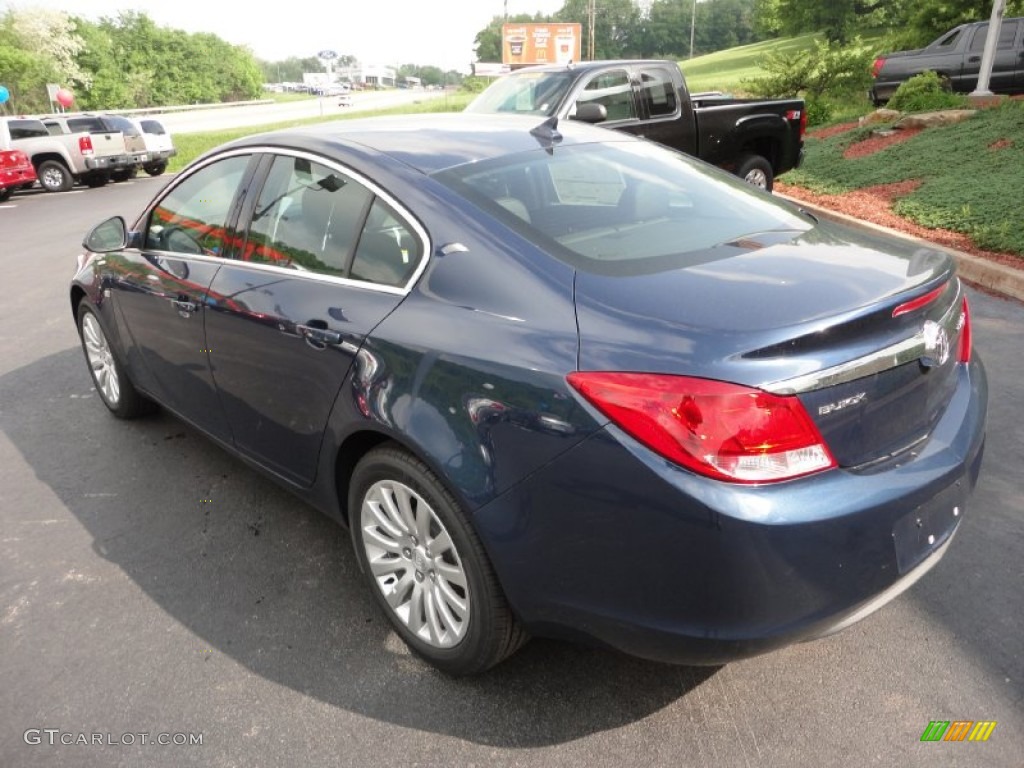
(7, 0), (570, 72)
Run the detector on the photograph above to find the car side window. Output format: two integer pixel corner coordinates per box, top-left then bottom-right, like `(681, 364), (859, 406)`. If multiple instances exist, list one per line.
(577, 70), (636, 121)
(145, 155), (251, 257)
(970, 21), (1020, 51)
(242, 155), (373, 276)
(350, 198), (423, 288)
(638, 68), (678, 118)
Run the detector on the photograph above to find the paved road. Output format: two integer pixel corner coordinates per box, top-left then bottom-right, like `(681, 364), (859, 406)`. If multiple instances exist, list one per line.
(156, 90), (447, 134)
(1, 179), (1022, 768)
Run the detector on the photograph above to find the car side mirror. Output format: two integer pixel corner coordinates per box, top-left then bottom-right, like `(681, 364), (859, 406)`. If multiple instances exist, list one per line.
(83, 216), (128, 252)
(572, 102), (608, 124)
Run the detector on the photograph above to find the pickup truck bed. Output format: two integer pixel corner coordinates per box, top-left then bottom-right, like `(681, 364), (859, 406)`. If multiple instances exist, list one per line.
(467, 60), (805, 191)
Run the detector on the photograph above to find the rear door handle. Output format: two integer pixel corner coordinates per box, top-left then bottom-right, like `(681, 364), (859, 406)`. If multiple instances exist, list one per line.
(968, 55), (981, 63)
(296, 323), (342, 347)
(172, 297), (197, 316)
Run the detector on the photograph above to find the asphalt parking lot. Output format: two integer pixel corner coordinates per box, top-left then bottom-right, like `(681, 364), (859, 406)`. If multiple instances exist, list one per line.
(1, 178), (1022, 768)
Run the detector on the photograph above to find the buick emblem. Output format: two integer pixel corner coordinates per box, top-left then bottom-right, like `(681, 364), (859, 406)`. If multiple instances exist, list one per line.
(922, 320), (950, 367)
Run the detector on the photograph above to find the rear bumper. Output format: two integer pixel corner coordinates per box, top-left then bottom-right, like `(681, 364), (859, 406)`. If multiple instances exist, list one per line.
(1, 165), (37, 190)
(474, 357), (987, 665)
(84, 154), (135, 172)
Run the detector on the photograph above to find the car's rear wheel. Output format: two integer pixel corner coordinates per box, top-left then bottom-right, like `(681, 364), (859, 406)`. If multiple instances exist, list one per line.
(736, 153), (774, 192)
(0, 188), (12, 203)
(37, 160), (73, 193)
(144, 161), (167, 177)
(350, 445), (526, 675)
(76, 303), (153, 419)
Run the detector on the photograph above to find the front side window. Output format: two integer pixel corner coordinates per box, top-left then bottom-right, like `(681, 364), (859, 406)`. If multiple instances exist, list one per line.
(145, 154), (251, 257)
(465, 71), (574, 116)
(576, 70), (636, 121)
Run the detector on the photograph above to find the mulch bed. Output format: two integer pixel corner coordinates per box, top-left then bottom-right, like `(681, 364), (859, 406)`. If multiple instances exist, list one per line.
(807, 121), (859, 140)
(843, 127), (923, 159)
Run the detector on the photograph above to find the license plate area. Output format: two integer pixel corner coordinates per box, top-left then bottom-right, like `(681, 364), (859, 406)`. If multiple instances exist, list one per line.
(892, 479), (966, 574)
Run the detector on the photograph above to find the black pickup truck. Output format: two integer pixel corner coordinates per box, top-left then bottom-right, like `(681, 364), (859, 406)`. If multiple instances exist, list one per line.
(465, 59), (805, 192)
(870, 17), (1024, 105)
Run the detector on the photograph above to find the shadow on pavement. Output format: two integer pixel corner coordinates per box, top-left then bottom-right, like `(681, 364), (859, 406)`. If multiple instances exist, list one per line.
(1, 349), (716, 747)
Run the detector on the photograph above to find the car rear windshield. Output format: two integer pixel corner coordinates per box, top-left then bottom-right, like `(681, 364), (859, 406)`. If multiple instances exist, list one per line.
(103, 115), (141, 136)
(67, 117), (111, 134)
(139, 119), (167, 135)
(465, 71), (575, 117)
(434, 140), (812, 274)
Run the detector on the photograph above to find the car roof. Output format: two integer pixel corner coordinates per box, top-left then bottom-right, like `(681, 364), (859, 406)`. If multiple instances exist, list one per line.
(506, 59), (676, 74)
(224, 113), (633, 174)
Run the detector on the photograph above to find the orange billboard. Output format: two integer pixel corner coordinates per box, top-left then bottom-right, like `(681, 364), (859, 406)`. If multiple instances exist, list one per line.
(502, 23), (582, 67)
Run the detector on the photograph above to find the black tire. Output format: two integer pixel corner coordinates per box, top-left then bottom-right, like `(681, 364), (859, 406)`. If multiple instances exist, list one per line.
(111, 167), (138, 182)
(735, 153), (774, 192)
(85, 173), (109, 188)
(350, 445), (526, 675)
(37, 160), (73, 193)
(144, 161), (167, 177)
(76, 302), (155, 420)
(0, 188), (12, 203)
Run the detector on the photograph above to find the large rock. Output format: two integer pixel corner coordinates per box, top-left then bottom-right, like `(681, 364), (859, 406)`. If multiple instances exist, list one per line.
(895, 110), (976, 129)
(860, 109), (901, 125)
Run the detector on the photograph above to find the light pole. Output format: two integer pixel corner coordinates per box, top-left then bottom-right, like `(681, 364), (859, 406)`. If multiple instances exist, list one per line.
(689, 0), (697, 59)
(970, 0), (1006, 98)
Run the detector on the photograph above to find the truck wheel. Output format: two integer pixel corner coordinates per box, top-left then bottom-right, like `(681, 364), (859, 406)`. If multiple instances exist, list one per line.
(37, 160), (73, 193)
(111, 167), (138, 182)
(736, 154), (774, 193)
(144, 161), (167, 177)
(85, 173), (110, 188)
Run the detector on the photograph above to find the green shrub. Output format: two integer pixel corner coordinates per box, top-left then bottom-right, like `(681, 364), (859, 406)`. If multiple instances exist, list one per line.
(805, 99), (833, 126)
(742, 37), (875, 100)
(887, 71), (967, 113)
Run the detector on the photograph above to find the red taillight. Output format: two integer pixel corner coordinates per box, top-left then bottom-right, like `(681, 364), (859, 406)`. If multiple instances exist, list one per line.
(567, 372), (837, 484)
(958, 296), (972, 363)
(871, 57), (886, 79)
(786, 109), (807, 139)
(892, 285), (945, 317)
(78, 135), (94, 156)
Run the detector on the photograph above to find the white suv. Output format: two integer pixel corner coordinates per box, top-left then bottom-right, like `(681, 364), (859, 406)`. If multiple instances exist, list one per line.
(132, 118), (176, 176)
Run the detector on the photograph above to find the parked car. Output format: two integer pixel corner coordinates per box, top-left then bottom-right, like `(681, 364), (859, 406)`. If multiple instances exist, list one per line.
(70, 114), (987, 675)
(871, 17), (1024, 104)
(0, 147), (37, 201)
(466, 59), (806, 191)
(1, 115), (131, 192)
(132, 118), (176, 176)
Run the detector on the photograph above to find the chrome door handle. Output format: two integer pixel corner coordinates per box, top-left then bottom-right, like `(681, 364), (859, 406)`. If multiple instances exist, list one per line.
(296, 323), (342, 347)
(172, 298), (197, 316)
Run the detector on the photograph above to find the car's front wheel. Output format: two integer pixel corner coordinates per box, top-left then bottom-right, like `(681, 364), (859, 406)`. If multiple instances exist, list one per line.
(0, 187), (12, 203)
(76, 303), (154, 419)
(350, 445), (526, 675)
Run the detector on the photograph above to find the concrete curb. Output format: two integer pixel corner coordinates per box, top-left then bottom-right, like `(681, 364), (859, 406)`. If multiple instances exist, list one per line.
(777, 193), (1024, 305)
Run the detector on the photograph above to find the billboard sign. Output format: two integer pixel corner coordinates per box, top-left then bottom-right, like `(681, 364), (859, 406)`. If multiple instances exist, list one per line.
(502, 23), (582, 67)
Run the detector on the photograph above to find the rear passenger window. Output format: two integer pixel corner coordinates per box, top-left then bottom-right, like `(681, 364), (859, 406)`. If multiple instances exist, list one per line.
(971, 21), (1020, 50)
(350, 199), (423, 288)
(639, 68), (678, 118)
(66, 117), (108, 134)
(243, 155), (372, 276)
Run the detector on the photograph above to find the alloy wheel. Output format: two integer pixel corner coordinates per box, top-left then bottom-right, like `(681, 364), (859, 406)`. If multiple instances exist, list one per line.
(360, 479), (470, 649)
(81, 312), (121, 407)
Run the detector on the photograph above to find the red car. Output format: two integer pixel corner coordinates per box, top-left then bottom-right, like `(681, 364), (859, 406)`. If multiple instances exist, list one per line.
(0, 148), (37, 201)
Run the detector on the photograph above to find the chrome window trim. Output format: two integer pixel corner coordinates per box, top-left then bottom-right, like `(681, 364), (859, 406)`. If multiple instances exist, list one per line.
(762, 282), (964, 395)
(137, 146), (431, 298)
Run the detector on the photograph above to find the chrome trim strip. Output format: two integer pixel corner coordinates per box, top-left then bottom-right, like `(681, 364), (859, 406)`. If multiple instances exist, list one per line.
(136, 146), (431, 298)
(763, 282), (963, 395)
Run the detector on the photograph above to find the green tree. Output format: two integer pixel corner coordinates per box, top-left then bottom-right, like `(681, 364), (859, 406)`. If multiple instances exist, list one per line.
(556, 0), (643, 59)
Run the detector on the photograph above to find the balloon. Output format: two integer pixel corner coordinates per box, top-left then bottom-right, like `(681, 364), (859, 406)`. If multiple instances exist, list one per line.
(55, 88), (74, 108)
(0, 85), (9, 104)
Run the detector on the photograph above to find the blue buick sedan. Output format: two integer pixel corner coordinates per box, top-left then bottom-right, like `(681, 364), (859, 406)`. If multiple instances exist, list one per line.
(71, 114), (987, 675)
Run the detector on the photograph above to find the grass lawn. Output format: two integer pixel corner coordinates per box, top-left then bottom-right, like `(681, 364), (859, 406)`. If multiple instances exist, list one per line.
(786, 100), (1024, 256)
(679, 33), (821, 94)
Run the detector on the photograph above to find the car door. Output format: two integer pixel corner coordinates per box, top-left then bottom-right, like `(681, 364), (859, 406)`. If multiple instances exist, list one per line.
(204, 151), (427, 486)
(107, 152), (257, 442)
(632, 64), (697, 155)
(963, 20), (1022, 92)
